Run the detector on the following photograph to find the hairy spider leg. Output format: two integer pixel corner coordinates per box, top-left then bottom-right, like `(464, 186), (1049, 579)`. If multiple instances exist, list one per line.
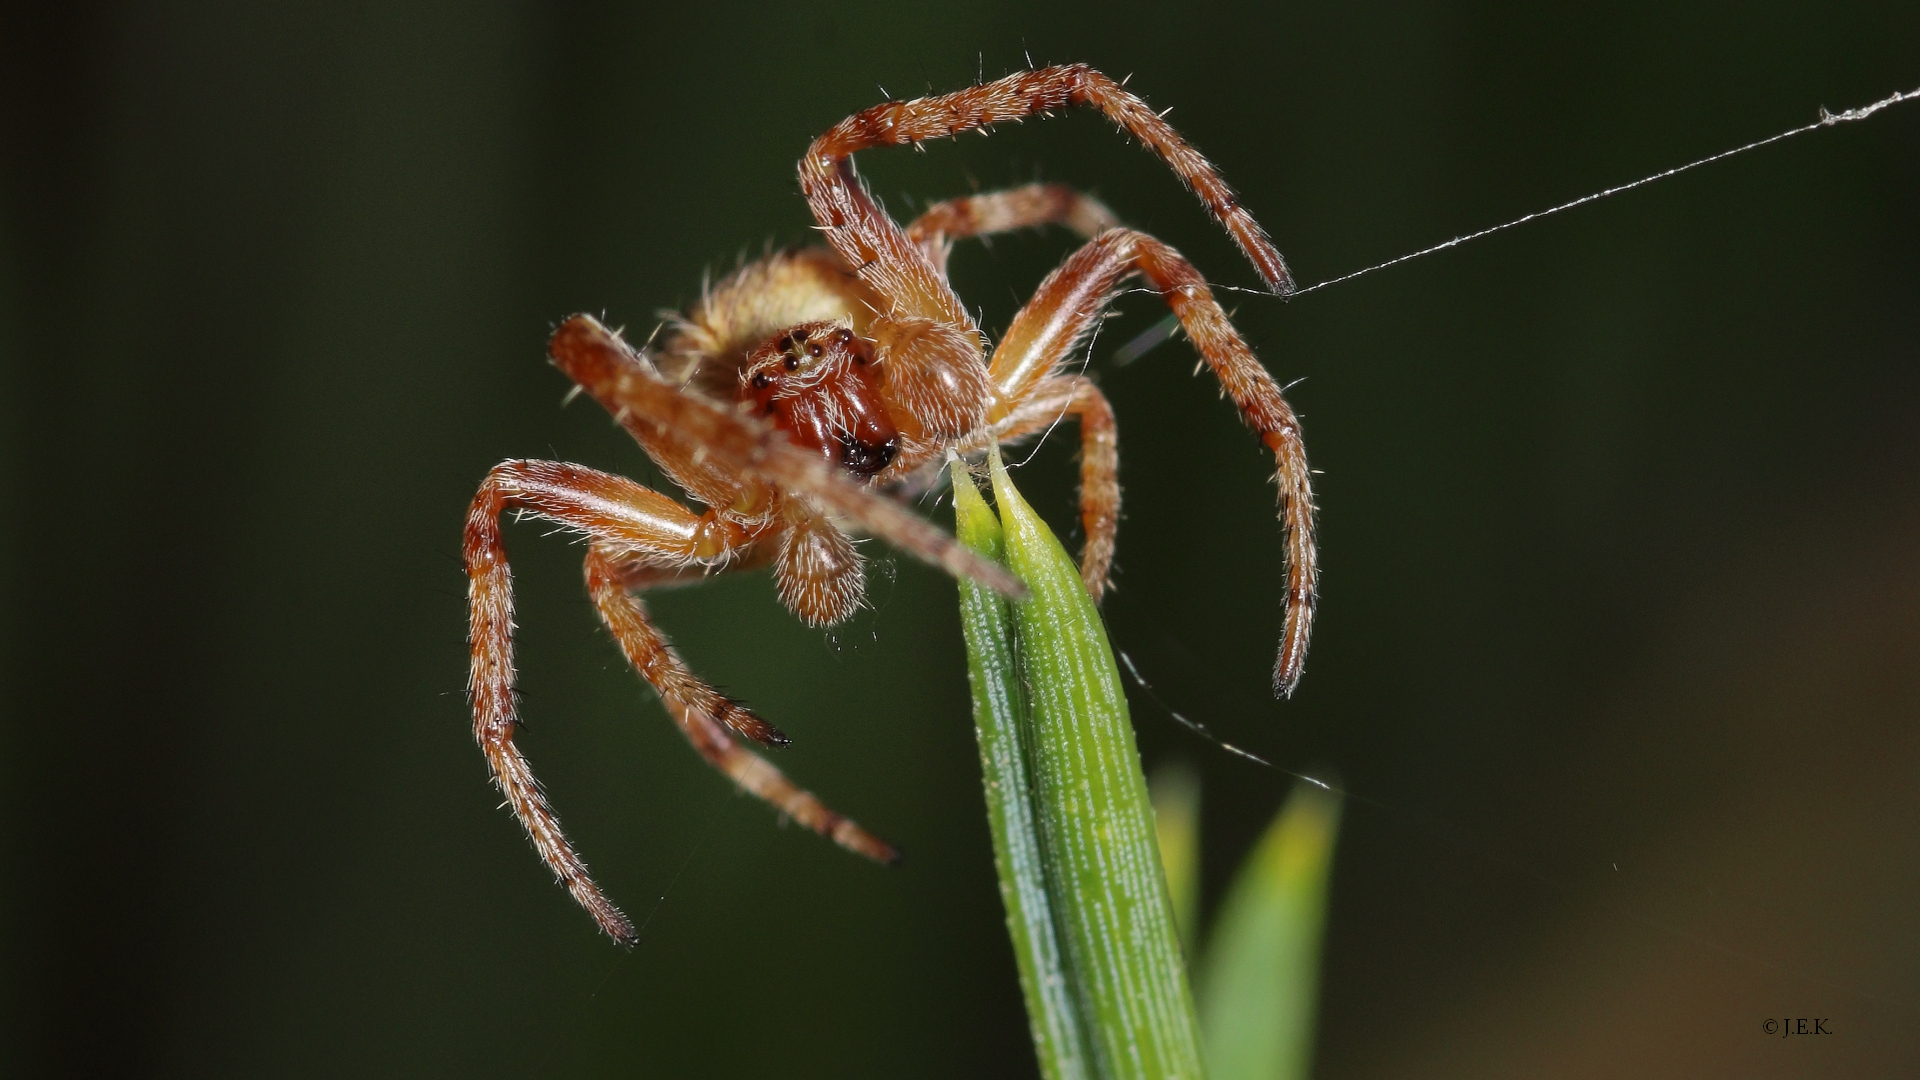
(873, 182), (1125, 521)
(904, 182), (1120, 274)
(586, 548), (899, 866)
(547, 315), (1026, 601)
(984, 228), (1318, 696)
(958, 376), (1120, 598)
(466, 459), (791, 943)
(801, 64), (1292, 334)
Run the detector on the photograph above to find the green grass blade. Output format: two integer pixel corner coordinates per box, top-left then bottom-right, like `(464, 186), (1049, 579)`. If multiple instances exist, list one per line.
(1196, 781), (1342, 1080)
(987, 447), (1207, 1080)
(951, 457), (1093, 1080)
(1150, 762), (1203, 958)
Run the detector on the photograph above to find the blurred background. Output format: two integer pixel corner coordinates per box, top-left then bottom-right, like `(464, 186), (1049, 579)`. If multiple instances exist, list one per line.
(4, 2), (1917, 1076)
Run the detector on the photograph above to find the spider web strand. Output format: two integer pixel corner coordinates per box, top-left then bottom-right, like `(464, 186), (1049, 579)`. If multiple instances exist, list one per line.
(1115, 86), (1919, 362)
(1291, 85), (1920, 297)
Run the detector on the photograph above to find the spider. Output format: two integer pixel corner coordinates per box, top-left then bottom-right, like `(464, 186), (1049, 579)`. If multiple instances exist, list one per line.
(466, 64), (1317, 943)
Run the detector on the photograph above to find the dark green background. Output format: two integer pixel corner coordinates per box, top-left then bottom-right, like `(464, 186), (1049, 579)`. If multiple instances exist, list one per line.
(5, 2), (1917, 1077)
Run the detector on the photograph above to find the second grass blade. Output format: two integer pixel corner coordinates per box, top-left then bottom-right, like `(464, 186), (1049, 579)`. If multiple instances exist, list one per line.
(1196, 781), (1342, 1080)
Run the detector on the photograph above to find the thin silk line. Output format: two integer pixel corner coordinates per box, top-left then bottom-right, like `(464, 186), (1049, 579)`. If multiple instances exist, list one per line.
(1116, 85), (1919, 362)
(1112, 641), (1920, 1014)
(1281, 85), (1920, 298)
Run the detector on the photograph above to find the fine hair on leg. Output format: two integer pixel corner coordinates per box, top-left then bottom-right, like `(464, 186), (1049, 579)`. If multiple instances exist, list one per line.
(983, 227), (1317, 694)
(586, 546), (899, 865)
(905, 182), (1120, 273)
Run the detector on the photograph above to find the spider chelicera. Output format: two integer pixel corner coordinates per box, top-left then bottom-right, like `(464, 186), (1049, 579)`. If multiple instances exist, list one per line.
(466, 64), (1318, 943)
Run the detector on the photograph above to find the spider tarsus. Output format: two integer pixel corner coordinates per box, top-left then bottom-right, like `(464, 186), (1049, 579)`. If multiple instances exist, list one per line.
(840, 824), (903, 866)
(599, 910), (640, 947)
(717, 701), (790, 747)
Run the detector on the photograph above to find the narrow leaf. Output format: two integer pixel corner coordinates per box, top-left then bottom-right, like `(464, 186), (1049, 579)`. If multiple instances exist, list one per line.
(988, 446), (1207, 1080)
(1197, 781), (1342, 1080)
(951, 456), (1092, 1080)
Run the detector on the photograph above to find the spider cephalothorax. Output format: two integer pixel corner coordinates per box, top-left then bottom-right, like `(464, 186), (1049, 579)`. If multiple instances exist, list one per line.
(738, 322), (899, 478)
(467, 64), (1317, 942)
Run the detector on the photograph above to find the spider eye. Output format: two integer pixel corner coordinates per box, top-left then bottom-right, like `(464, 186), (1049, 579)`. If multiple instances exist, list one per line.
(783, 355), (799, 371)
(751, 373), (771, 389)
(806, 343), (824, 359)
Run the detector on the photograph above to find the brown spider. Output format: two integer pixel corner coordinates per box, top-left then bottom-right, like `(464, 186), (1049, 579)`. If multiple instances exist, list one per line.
(466, 64), (1317, 943)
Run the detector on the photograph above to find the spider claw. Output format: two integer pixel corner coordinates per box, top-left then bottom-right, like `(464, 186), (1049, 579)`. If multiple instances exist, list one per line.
(715, 699), (790, 747)
(587, 899), (639, 946)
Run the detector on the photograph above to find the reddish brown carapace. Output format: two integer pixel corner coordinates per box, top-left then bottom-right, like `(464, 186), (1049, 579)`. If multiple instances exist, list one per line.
(466, 64), (1318, 943)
